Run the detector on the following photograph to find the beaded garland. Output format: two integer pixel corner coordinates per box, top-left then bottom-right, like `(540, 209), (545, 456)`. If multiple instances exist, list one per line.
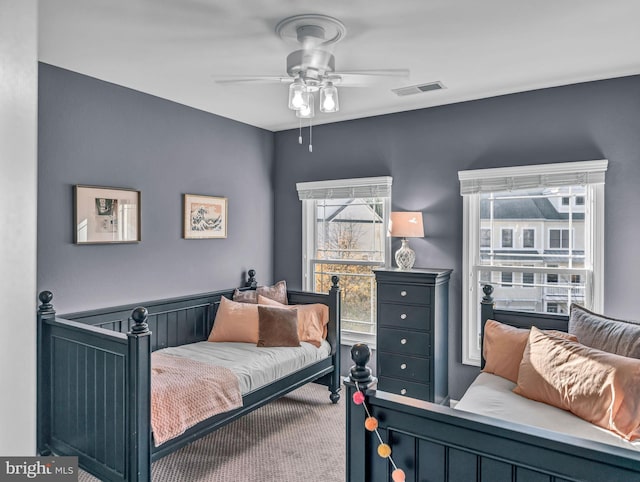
(353, 382), (406, 482)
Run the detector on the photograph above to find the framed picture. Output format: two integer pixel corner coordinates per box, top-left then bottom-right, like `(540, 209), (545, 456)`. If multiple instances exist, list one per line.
(74, 185), (141, 244)
(183, 194), (228, 239)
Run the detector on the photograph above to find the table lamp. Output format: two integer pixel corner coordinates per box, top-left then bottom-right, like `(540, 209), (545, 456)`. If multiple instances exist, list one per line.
(389, 212), (424, 270)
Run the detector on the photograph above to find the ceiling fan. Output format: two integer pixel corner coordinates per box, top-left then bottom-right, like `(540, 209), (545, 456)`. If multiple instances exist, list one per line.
(215, 14), (410, 118)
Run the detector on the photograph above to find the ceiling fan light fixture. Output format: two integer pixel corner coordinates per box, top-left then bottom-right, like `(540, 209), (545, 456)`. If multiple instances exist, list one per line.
(296, 92), (315, 118)
(320, 81), (339, 113)
(288, 77), (307, 110)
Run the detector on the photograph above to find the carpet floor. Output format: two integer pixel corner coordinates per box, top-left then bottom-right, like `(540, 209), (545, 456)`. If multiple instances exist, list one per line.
(78, 382), (345, 481)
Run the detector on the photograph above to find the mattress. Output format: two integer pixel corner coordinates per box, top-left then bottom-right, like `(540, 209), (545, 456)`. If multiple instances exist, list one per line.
(157, 340), (331, 395)
(455, 372), (640, 452)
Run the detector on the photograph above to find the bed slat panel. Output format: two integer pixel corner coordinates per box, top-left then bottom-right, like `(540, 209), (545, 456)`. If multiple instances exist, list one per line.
(480, 457), (512, 481)
(50, 334), (127, 478)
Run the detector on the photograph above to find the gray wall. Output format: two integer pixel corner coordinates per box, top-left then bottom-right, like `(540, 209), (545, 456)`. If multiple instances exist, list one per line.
(273, 75), (640, 399)
(38, 64), (275, 313)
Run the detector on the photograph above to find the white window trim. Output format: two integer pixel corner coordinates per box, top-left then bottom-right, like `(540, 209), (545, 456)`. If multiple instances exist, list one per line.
(297, 176), (393, 347)
(459, 160), (607, 366)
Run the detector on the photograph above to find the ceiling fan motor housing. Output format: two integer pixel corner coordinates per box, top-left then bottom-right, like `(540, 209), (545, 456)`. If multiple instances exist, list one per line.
(286, 50), (335, 84)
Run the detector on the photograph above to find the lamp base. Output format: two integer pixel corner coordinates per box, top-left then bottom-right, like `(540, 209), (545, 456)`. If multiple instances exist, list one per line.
(395, 238), (416, 270)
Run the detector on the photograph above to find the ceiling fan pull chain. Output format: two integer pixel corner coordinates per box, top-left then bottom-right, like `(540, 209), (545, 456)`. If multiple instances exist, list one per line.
(299, 118), (303, 145)
(309, 119), (313, 153)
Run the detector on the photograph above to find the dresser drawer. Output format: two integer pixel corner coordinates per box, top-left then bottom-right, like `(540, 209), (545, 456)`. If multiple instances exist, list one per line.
(377, 327), (430, 356)
(378, 376), (431, 400)
(378, 352), (430, 383)
(378, 283), (431, 305)
(378, 303), (431, 331)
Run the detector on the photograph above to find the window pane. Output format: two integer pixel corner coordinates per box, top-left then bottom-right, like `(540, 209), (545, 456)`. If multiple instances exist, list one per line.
(313, 262), (377, 335)
(480, 228), (491, 248)
(501, 229), (513, 248)
(478, 187), (588, 314)
(316, 198), (385, 262)
(523, 229), (535, 248)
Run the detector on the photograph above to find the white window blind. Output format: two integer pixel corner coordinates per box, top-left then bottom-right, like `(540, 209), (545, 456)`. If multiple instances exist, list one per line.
(458, 160), (607, 195)
(297, 176), (393, 200)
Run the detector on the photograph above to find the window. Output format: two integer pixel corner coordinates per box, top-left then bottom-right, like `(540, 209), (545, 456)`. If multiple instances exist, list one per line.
(549, 229), (570, 249)
(547, 302), (559, 313)
(522, 228), (535, 248)
(571, 274), (581, 284)
(501, 229), (513, 248)
(297, 177), (392, 347)
(459, 160), (607, 365)
(480, 228), (491, 248)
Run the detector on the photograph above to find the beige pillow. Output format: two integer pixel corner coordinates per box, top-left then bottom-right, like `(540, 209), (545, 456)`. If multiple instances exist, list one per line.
(208, 296), (259, 343)
(569, 304), (640, 359)
(514, 327), (640, 441)
(483, 319), (578, 383)
(257, 305), (300, 348)
(257, 295), (329, 348)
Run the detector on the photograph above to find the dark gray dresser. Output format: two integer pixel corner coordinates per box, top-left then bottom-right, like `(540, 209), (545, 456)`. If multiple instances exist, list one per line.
(374, 267), (452, 404)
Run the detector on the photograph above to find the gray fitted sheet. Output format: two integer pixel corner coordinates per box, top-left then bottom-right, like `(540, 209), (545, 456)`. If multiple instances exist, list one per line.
(157, 340), (331, 395)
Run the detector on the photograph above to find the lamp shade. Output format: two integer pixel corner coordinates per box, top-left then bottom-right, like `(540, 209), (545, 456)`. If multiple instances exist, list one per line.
(389, 212), (424, 238)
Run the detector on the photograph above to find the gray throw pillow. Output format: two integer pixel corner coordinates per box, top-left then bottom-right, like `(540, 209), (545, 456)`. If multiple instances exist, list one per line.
(569, 304), (640, 359)
(232, 288), (258, 304)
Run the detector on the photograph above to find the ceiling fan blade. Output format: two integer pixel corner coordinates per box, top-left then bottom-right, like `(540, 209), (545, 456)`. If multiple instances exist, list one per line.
(214, 75), (293, 85)
(332, 69), (410, 78)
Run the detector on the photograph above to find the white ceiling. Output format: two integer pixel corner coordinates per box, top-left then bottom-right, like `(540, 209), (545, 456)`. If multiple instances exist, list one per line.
(39, 0), (640, 132)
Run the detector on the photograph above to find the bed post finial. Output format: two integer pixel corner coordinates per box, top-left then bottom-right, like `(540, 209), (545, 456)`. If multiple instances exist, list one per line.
(331, 275), (340, 289)
(130, 306), (149, 334)
(350, 343), (373, 387)
(38, 291), (55, 316)
(245, 269), (257, 288)
(482, 284), (494, 303)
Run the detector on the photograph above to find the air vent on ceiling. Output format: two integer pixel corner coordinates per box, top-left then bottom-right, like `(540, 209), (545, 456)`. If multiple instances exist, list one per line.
(392, 81), (445, 97)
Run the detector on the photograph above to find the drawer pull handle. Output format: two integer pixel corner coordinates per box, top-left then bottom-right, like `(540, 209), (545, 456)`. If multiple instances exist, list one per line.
(400, 338), (407, 345)
(400, 290), (407, 297)
(400, 313), (407, 320)
(400, 388), (407, 395)
(400, 363), (407, 370)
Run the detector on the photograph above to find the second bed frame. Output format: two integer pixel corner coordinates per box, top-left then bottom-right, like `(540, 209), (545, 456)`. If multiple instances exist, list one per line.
(345, 285), (640, 482)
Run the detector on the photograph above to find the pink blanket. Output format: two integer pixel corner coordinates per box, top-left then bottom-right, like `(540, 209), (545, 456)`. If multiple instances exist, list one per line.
(151, 352), (242, 446)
